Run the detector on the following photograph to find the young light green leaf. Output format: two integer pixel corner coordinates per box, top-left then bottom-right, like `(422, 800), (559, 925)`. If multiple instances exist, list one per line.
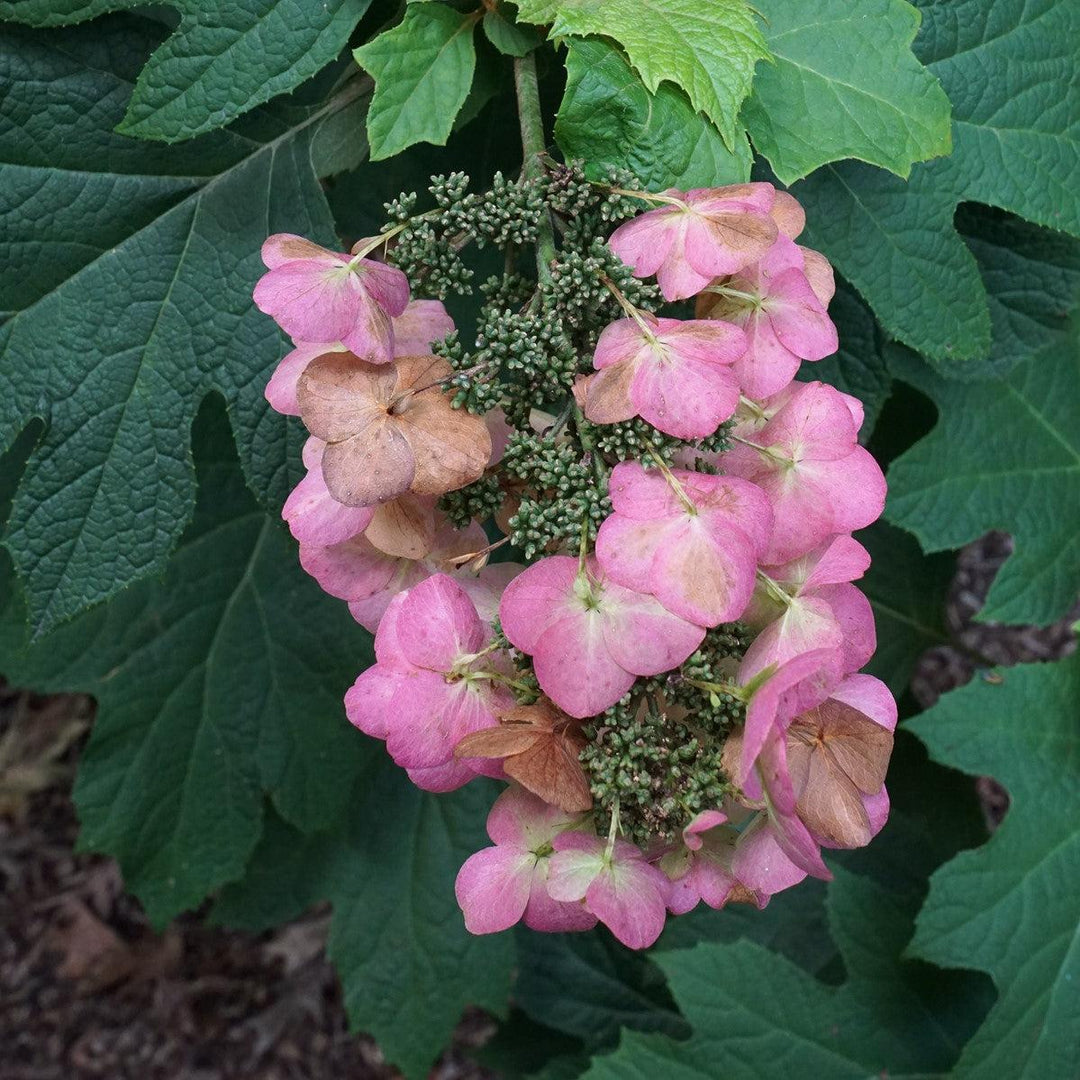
(795, 0), (1079, 368)
(515, 0), (768, 150)
(215, 769), (515, 1080)
(0, 0), (374, 141)
(1, 407), (375, 925)
(742, 0), (951, 184)
(554, 39), (751, 192)
(886, 340), (1080, 624)
(907, 657), (1080, 1079)
(0, 18), (358, 634)
(354, 3), (480, 160)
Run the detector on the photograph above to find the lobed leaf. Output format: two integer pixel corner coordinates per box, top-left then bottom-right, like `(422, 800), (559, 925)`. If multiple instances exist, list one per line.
(796, 0), (1080, 369)
(0, 405), (375, 924)
(554, 39), (751, 192)
(742, 0), (951, 184)
(0, 0), (374, 142)
(215, 771), (515, 1080)
(886, 339), (1080, 624)
(515, 0), (768, 150)
(0, 18), (361, 633)
(907, 657), (1080, 1079)
(353, 3), (480, 161)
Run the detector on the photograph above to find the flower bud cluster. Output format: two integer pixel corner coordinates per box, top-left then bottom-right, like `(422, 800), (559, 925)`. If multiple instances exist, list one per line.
(252, 166), (893, 951)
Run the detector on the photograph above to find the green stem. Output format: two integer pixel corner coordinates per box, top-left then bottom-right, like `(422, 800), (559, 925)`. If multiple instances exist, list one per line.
(514, 52), (556, 285)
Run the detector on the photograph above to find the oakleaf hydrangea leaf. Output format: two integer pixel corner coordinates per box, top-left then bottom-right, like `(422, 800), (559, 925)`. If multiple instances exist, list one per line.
(742, 0), (952, 184)
(0, 0), (374, 141)
(857, 520), (952, 695)
(0, 406), (374, 924)
(353, 3), (480, 161)
(955, 205), (1080, 379)
(811, 280), (892, 438)
(907, 657), (1080, 1079)
(0, 18), (356, 633)
(554, 39), (751, 192)
(886, 340), (1080, 624)
(515, 0), (769, 150)
(214, 771), (515, 1080)
(796, 0), (1080, 368)
(514, 930), (687, 1050)
(580, 897), (961, 1078)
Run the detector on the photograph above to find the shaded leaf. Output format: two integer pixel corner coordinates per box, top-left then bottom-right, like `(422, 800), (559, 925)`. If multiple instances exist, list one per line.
(515, 929), (687, 1050)
(1, 405), (374, 923)
(0, 17), (361, 632)
(0, 0), (374, 141)
(809, 279), (891, 437)
(857, 520), (952, 695)
(886, 340), (1080, 623)
(907, 657), (1080, 1079)
(215, 767), (515, 1080)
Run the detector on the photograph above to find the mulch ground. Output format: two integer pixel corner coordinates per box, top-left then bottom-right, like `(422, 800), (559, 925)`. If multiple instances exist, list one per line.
(1, 531), (1076, 1079)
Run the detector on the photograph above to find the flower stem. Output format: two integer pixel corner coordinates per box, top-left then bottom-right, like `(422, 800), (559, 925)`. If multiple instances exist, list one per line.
(514, 53), (556, 286)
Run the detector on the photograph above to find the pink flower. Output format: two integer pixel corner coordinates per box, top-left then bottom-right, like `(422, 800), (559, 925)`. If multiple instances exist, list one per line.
(731, 674), (896, 879)
(547, 833), (669, 949)
(300, 515), (513, 634)
(264, 300), (455, 416)
(609, 184), (779, 301)
(253, 234), (409, 363)
(390, 298), (455, 354)
(595, 461), (772, 626)
(732, 648), (842, 798)
(499, 555), (705, 718)
(581, 315), (746, 439)
(659, 810), (739, 914)
(741, 535), (876, 679)
(716, 381), (886, 562)
(344, 575), (512, 788)
(729, 812), (808, 901)
(698, 236), (838, 399)
(455, 786), (597, 934)
(283, 437), (375, 546)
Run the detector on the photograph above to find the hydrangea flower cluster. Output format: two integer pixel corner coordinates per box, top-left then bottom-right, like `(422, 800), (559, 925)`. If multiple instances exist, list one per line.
(254, 168), (891, 949)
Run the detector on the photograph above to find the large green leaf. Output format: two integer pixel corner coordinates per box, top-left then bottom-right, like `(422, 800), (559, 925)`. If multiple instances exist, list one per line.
(907, 656), (1080, 1079)
(742, 0), (951, 184)
(858, 519), (952, 696)
(515, 0), (768, 150)
(886, 340), (1080, 624)
(353, 3), (480, 160)
(554, 39), (751, 191)
(810, 280), (892, 437)
(796, 0), (1080, 369)
(215, 773), (515, 1080)
(0, 17), (363, 633)
(0, 406), (374, 923)
(515, 930), (687, 1049)
(956, 205), (1080, 378)
(0, 0), (373, 141)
